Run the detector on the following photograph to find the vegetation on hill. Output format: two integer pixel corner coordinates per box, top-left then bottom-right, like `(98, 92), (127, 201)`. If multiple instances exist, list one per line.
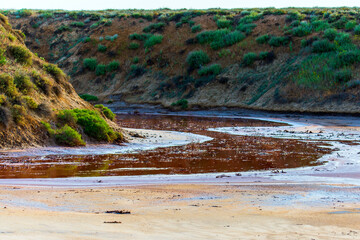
(0, 13), (123, 148)
(3, 8), (360, 113)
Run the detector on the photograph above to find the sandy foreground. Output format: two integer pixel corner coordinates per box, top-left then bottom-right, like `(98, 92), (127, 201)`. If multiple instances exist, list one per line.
(0, 114), (360, 239)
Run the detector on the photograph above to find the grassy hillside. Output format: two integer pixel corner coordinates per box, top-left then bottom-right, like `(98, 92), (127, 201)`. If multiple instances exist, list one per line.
(4, 8), (360, 113)
(0, 13), (123, 148)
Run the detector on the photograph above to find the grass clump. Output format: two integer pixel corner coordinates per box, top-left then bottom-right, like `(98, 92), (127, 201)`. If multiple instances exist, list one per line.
(345, 20), (357, 30)
(11, 104), (26, 125)
(217, 18), (232, 29)
(106, 61), (120, 72)
(237, 23), (257, 35)
(0, 73), (19, 99)
(242, 52), (258, 66)
(31, 71), (50, 95)
(70, 22), (85, 27)
(79, 94), (98, 102)
(14, 73), (35, 94)
(83, 58), (97, 71)
(22, 96), (38, 109)
(186, 50), (210, 70)
(95, 104), (115, 120)
(268, 36), (289, 47)
(144, 34), (163, 48)
(97, 44), (107, 52)
(198, 64), (222, 76)
(95, 64), (107, 76)
(43, 63), (64, 81)
(129, 42), (140, 50)
(312, 39), (336, 53)
(0, 48), (7, 66)
(191, 25), (202, 33)
(143, 22), (165, 33)
(324, 28), (338, 41)
(43, 122), (85, 147)
(292, 23), (312, 37)
(171, 99), (188, 110)
(256, 34), (270, 44)
(8, 45), (32, 65)
(197, 29), (245, 50)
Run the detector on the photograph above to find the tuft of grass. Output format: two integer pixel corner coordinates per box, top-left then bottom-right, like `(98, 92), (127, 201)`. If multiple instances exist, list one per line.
(83, 58), (98, 71)
(22, 96), (38, 109)
(144, 34), (163, 48)
(312, 39), (336, 53)
(143, 22), (165, 33)
(8, 45), (32, 65)
(31, 71), (50, 95)
(43, 122), (85, 147)
(256, 34), (270, 44)
(191, 25), (202, 33)
(97, 44), (107, 52)
(186, 50), (210, 70)
(106, 61), (120, 72)
(198, 64), (222, 76)
(14, 72), (35, 95)
(0, 73), (19, 99)
(0, 48), (7, 66)
(171, 99), (188, 109)
(242, 52), (258, 66)
(11, 104), (26, 125)
(95, 64), (107, 76)
(128, 42), (140, 49)
(268, 36), (289, 47)
(324, 28), (338, 41)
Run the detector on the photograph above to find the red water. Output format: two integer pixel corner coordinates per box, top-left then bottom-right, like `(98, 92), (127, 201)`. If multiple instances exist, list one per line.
(0, 114), (330, 178)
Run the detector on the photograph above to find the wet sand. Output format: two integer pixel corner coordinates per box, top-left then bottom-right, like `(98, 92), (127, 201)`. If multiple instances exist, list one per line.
(0, 112), (360, 239)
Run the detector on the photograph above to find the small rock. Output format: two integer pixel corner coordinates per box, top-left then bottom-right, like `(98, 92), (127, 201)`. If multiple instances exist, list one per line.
(235, 173), (242, 176)
(216, 174), (231, 178)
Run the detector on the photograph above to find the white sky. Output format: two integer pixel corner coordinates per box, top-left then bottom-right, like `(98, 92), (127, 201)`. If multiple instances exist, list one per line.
(1, 0), (360, 10)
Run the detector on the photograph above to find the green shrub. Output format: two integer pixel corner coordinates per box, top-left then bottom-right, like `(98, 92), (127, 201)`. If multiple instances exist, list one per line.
(31, 71), (50, 95)
(292, 24), (312, 37)
(95, 64), (106, 76)
(14, 73), (34, 94)
(0, 48), (7, 66)
(237, 23), (257, 35)
(143, 22), (165, 33)
(0, 73), (18, 99)
(22, 96), (38, 109)
(97, 44), (107, 52)
(324, 28), (338, 41)
(198, 64), (222, 76)
(345, 20), (357, 30)
(186, 50), (210, 69)
(70, 22), (85, 27)
(58, 109), (120, 142)
(11, 104), (26, 124)
(171, 99), (188, 110)
(44, 123), (85, 147)
(132, 57), (139, 64)
(83, 37), (91, 43)
(334, 69), (352, 83)
(268, 36), (289, 47)
(312, 39), (336, 53)
(106, 61), (120, 72)
(144, 34), (163, 48)
(129, 42), (140, 49)
(217, 18), (232, 28)
(8, 45), (32, 65)
(57, 25), (71, 33)
(79, 94), (98, 102)
(43, 63), (64, 80)
(311, 20), (330, 32)
(0, 94), (6, 105)
(333, 50), (360, 67)
(335, 32), (351, 45)
(256, 34), (270, 44)
(127, 64), (147, 79)
(354, 25), (360, 35)
(191, 25), (202, 33)
(83, 58), (97, 71)
(243, 52), (258, 66)
(196, 29), (230, 44)
(129, 33), (152, 41)
(95, 104), (115, 120)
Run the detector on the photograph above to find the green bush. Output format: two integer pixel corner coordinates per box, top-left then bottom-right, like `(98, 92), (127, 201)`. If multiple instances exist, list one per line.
(256, 34), (270, 44)
(14, 73), (34, 94)
(57, 25), (71, 33)
(11, 104), (26, 124)
(334, 69), (352, 83)
(31, 71), (50, 95)
(129, 33), (152, 41)
(268, 36), (289, 47)
(345, 20), (357, 30)
(129, 42), (140, 49)
(191, 25), (202, 33)
(70, 22), (85, 27)
(171, 99), (188, 109)
(0, 94), (6, 105)
(143, 22), (165, 33)
(83, 58), (97, 71)
(335, 32), (351, 45)
(132, 57), (139, 64)
(237, 23), (257, 35)
(210, 31), (245, 50)
(333, 50), (360, 67)
(324, 28), (338, 41)
(0, 48), (7, 66)
(8, 45), (32, 65)
(106, 61), (120, 72)
(79, 94), (98, 102)
(186, 50), (210, 69)
(22, 96), (38, 109)
(311, 20), (330, 32)
(197, 29), (230, 44)
(54, 125), (85, 146)
(57, 109), (120, 142)
(312, 39), (336, 53)
(43, 63), (64, 80)
(292, 24), (312, 37)
(144, 34), (163, 48)
(198, 64), (222, 76)
(0, 73), (18, 99)
(95, 64), (106, 76)
(217, 18), (232, 28)
(354, 25), (360, 35)
(97, 44), (107, 52)
(95, 104), (115, 120)
(243, 52), (258, 66)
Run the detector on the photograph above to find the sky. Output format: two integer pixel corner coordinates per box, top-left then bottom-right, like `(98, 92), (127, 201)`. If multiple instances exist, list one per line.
(1, 0), (360, 10)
